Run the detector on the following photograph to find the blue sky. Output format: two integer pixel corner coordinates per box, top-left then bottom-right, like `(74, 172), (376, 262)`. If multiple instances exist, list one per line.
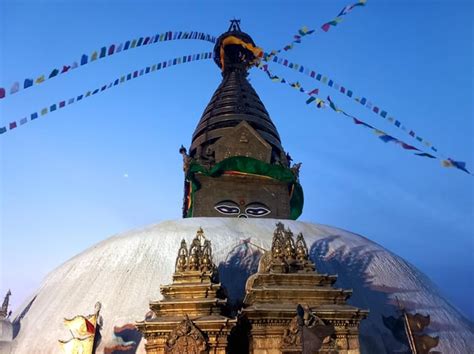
(0, 0), (472, 320)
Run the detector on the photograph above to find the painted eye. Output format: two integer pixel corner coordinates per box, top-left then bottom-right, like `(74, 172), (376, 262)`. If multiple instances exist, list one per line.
(214, 201), (241, 215)
(245, 204), (271, 217)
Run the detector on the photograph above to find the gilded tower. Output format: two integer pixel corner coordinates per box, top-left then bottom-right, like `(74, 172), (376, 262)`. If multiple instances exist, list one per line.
(181, 21), (303, 220)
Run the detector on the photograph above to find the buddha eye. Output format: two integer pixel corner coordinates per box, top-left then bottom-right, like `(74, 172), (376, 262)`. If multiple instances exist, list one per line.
(214, 201), (240, 215)
(245, 203), (271, 217)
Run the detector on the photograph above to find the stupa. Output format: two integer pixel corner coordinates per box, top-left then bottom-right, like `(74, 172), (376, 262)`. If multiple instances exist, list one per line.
(5, 21), (474, 354)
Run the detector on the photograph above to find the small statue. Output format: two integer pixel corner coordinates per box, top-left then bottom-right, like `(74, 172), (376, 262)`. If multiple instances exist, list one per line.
(179, 145), (192, 174)
(200, 240), (213, 272)
(283, 227), (296, 261)
(295, 233), (309, 262)
(286, 152), (293, 166)
(291, 162), (302, 180)
(175, 239), (188, 272)
(188, 232), (203, 271)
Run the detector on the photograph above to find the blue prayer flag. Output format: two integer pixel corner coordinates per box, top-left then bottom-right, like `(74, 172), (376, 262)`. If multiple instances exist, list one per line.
(24, 79), (33, 89)
(360, 97), (367, 105)
(99, 47), (106, 58)
(81, 55), (88, 65)
(50, 104), (57, 112)
(124, 41), (130, 50)
(31, 112), (39, 120)
(316, 74), (322, 81)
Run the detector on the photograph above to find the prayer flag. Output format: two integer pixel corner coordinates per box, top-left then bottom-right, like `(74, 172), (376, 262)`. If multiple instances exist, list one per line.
(347, 90), (353, 97)
(0, 88), (5, 99)
(308, 88), (319, 95)
(360, 97), (367, 105)
(68, 98), (75, 104)
(373, 106), (380, 113)
(91, 51), (98, 61)
(137, 37), (143, 46)
(316, 74), (322, 81)
(61, 65), (71, 73)
(49, 69), (59, 78)
(50, 104), (57, 111)
(306, 96), (316, 104)
(77, 94), (83, 100)
(59, 101), (66, 108)
(81, 55), (88, 65)
(124, 41), (130, 50)
(131, 39), (137, 48)
(327, 96), (340, 112)
(116, 43), (123, 52)
(328, 80), (334, 87)
(92, 89), (99, 95)
(0, 127), (6, 134)
(316, 98), (324, 108)
(443, 158), (470, 174)
(9, 122), (17, 130)
(10, 82), (20, 94)
(353, 117), (373, 129)
(31, 112), (38, 120)
(99, 47), (106, 58)
(71, 62), (78, 69)
(415, 153), (435, 158)
(24, 79), (34, 88)
(108, 44), (115, 55)
(20, 117), (27, 125)
(400, 142), (419, 151)
(379, 134), (397, 143)
(310, 71), (316, 78)
(144, 36), (150, 44)
(381, 110), (387, 118)
(321, 23), (331, 32)
(394, 120), (401, 127)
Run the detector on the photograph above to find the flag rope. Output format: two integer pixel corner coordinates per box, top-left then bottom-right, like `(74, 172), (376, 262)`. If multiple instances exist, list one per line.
(268, 54), (439, 155)
(0, 31), (216, 100)
(0, 52), (213, 136)
(257, 64), (471, 175)
(263, 0), (367, 62)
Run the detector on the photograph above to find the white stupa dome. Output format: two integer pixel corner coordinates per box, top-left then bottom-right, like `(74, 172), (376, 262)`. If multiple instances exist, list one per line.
(8, 218), (474, 353)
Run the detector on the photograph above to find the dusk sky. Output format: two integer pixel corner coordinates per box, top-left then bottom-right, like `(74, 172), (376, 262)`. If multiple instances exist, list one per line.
(0, 0), (472, 321)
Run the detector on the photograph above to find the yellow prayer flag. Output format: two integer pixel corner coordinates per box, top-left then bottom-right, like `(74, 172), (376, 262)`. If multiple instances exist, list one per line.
(90, 52), (98, 61)
(35, 75), (45, 84)
(59, 336), (94, 354)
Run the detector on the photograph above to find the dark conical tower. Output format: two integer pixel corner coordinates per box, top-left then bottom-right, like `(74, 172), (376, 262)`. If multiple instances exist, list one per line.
(181, 21), (303, 219)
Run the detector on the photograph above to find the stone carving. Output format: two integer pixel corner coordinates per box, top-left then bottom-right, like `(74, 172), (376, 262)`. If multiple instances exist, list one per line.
(281, 316), (301, 349)
(166, 315), (207, 354)
(0, 289), (11, 319)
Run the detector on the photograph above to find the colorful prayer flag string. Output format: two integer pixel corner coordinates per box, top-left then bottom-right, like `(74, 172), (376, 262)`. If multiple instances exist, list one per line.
(257, 64), (471, 175)
(263, 0), (367, 61)
(270, 54), (439, 154)
(0, 31), (216, 100)
(0, 52), (213, 136)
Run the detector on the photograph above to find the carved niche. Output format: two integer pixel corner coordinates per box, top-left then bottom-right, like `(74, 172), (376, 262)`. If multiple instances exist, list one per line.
(166, 316), (207, 354)
(213, 121), (272, 163)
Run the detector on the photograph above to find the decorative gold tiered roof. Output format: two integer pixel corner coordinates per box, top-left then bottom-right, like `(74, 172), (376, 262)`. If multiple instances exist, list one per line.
(242, 222), (368, 353)
(136, 228), (236, 354)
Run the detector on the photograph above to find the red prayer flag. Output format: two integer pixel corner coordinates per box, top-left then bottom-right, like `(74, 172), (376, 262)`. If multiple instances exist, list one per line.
(108, 44), (115, 55)
(400, 142), (419, 151)
(0, 88), (5, 99)
(9, 122), (17, 130)
(321, 23), (331, 32)
(61, 65), (71, 73)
